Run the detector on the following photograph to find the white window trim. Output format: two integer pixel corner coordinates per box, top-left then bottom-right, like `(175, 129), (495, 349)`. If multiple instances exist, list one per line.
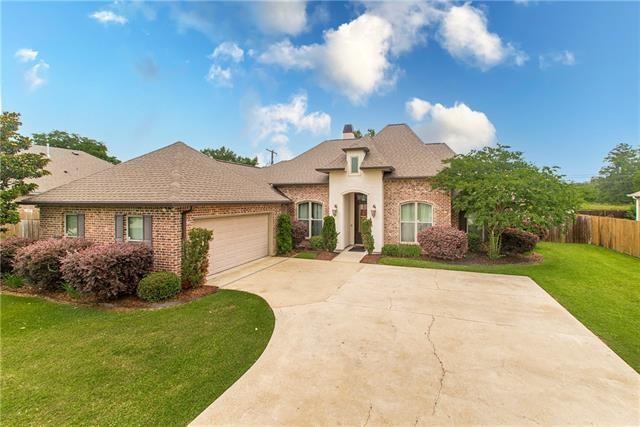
(64, 213), (79, 238)
(296, 201), (324, 238)
(126, 215), (144, 242)
(349, 155), (360, 175)
(399, 202), (434, 244)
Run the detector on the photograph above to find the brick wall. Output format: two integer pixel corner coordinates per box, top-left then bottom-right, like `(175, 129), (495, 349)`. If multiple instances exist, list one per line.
(39, 206), (183, 273)
(276, 184), (329, 219)
(383, 178), (452, 244)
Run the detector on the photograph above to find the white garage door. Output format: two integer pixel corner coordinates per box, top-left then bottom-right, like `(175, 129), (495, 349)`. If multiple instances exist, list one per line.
(194, 214), (270, 275)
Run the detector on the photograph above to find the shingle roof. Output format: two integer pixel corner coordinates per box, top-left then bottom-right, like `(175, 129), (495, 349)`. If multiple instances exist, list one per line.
(23, 142), (289, 206)
(261, 124), (455, 184)
(25, 145), (113, 194)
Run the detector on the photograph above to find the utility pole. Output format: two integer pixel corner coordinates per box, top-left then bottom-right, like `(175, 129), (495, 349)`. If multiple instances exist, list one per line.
(266, 148), (277, 165)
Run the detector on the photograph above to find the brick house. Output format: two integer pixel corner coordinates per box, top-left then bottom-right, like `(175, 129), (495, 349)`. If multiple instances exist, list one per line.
(23, 124), (456, 275)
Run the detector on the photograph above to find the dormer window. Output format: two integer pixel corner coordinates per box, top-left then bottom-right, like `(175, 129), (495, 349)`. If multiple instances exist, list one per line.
(350, 156), (359, 174)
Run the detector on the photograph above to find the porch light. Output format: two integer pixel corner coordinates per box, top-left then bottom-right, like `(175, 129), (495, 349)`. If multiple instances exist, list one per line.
(332, 204), (338, 216)
(371, 205), (377, 218)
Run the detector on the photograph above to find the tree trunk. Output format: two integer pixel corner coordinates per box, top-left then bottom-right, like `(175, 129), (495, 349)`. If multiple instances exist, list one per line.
(488, 229), (502, 259)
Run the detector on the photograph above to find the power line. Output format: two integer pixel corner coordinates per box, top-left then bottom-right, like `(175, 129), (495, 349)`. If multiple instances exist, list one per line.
(265, 148), (277, 166)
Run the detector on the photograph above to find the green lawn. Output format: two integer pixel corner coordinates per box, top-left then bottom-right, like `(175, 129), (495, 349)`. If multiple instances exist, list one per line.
(0, 290), (275, 426)
(380, 242), (640, 372)
(295, 251), (317, 259)
(580, 202), (633, 211)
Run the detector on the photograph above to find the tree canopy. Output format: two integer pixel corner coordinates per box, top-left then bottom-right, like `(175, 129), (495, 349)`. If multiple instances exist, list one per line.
(31, 130), (120, 164)
(201, 146), (258, 166)
(433, 145), (578, 258)
(353, 129), (376, 138)
(1, 112), (50, 230)
(593, 143), (639, 204)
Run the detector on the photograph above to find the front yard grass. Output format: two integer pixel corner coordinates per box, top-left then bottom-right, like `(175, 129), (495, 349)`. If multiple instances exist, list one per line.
(380, 242), (640, 372)
(0, 290), (275, 426)
(295, 251), (317, 259)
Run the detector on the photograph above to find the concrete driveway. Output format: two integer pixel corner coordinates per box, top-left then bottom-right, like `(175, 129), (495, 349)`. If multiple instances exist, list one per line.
(192, 258), (639, 426)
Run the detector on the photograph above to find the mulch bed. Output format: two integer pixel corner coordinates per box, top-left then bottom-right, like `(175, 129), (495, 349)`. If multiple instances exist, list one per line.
(0, 284), (218, 310)
(361, 252), (543, 265)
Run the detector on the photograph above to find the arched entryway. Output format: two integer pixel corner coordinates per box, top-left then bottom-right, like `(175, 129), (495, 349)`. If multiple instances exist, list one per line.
(341, 191), (368, 247)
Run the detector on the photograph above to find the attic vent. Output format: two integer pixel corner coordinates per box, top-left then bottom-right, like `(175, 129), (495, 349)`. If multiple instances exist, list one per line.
(71, 152), (80, 156)
(63, 170), (68, 174)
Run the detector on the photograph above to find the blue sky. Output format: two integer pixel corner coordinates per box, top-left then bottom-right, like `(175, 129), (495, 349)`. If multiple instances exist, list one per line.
(3, 1), (638, 180)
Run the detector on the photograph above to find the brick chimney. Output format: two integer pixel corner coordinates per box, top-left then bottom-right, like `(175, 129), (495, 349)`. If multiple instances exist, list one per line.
(342, 124), (355, 139)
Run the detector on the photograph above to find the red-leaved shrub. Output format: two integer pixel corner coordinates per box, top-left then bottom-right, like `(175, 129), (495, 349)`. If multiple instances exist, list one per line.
(500, 228), (539, 254)
(13, 238), (93, 290)
(417, 226), (468, 260)
(292, 220), (308, 248)
(522, 220), (549, 241)
(0, 237), (35, 273)
(61, 243), (153, 300)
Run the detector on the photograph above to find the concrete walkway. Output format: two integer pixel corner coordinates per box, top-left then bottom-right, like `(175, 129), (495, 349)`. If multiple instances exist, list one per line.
(196, 258), (639, 426)
(331, 248), (366, 263)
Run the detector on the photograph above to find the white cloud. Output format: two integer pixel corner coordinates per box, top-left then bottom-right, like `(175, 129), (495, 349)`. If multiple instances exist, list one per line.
(259, 13), (396, 103)
(250, 93), (330, 162)
(406, 97), (432, 121)
(15, 48), (38, 62)
(25, 60), (50, 91)
(539, 50), (576, 69)
(90, 10), (128, 25)
(410, 99), (497, 154)
(438, 4), (527, 70)
(253, 1), (307, 36)
(210, 41), (244, 63)
(206, 65), (233, 87)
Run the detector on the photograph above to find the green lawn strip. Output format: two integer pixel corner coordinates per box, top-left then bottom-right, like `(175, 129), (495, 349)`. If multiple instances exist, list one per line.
(0, 290), (275, 426)
(380, 242), (640, 372)
(580, 202), (633, 211)
(295, 251), (317, 259)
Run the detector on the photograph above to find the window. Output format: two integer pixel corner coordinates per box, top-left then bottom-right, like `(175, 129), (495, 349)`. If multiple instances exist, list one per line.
(127, 216), (144, 241)
(400, 202), (433, 243)
(65, 213), (79, 238)
(297, 202), (323, 237)
(350, 156), (359, 174)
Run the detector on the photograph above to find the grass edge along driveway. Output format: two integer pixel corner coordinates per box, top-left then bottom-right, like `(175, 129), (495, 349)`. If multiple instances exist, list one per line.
(380, 242), (640, 372)
(0, 289), (275, 426)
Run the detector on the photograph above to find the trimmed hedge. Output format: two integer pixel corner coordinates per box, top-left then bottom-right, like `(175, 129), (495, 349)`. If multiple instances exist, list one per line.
(309, 236), (324, 250)
(14, 238), (93, 291)
(61, 243), (153, 300)
(137, 272), (181, 302)
(360, 218), (374, 255)
(500, 228), (539, 254)
(181, 228), (213, 289)
(0, 237), (35, 273)
(417, 226), (468, 260)
(321, 216), (338, 252)
(467, 230), (482, 253)
(292, 220), (308, 248)
(381, 244), (421, 258)
(276, 214), (293, 254)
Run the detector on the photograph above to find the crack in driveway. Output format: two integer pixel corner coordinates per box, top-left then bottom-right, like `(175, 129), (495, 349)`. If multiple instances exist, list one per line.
(426, 315), (447, 416)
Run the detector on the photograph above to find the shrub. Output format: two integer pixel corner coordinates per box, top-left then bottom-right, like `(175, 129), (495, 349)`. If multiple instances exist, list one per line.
(381, 244), (422, 258)
(137, 272), (181, 302)
(60, 243), (153, 300)
(292, 220), (308, 248)
(2, 274), (24, 289)
(61, 282), (83, 299)
(522, 221), (549, 241)
(0, 237), (35, 273)
(181, 228), (213, 289)
(321, 216), (338, 252)
(276, 214), (293, 255)
(417, 226), (468, 260)
(360, 218), (374, 254)
(14, 238), (93, 291)
(309, 236), (324, 250)
(467, 230), (482, 253)
(500, 228), (539, 255)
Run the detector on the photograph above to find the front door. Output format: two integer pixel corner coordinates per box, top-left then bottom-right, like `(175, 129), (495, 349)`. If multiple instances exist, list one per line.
(353, 193), (367, 245)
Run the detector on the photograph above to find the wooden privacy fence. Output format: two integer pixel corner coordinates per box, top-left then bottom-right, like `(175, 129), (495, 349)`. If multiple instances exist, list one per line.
(546, 214), (640, 258)
(0, 208), (40, 240)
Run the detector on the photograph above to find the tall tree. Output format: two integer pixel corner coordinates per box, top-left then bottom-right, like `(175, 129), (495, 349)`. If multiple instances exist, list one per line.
(433, 145), (579, 258)
(594, 143), (640, 203)
(201, 146), (257, 166)
(31, 130), (120, 164)
(353, 129), (376, 138)
(0, 112), (50, 231)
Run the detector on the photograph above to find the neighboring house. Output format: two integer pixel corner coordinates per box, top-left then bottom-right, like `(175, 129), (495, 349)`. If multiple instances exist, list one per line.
(22, 124), (456, 274)
(13, 145), (113, 237)
(628, 191), (640, 221)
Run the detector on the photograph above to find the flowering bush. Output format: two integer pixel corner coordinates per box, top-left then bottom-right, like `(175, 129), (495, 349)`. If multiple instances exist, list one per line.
(13, 238), (93, 290)
(61, 243), (153, 300)
(292, 220), (308, 248)
(0, 237), (34, 273)
(137, 272), (181, 302)
(417, 226), (468, 260)
(500, 228), (539, 254)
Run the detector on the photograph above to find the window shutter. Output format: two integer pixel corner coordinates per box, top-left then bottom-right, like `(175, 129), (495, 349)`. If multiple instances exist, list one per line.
(115, 214), (124, 242)
(143, 215), (153, 247)
(77, 214), (85, 238)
